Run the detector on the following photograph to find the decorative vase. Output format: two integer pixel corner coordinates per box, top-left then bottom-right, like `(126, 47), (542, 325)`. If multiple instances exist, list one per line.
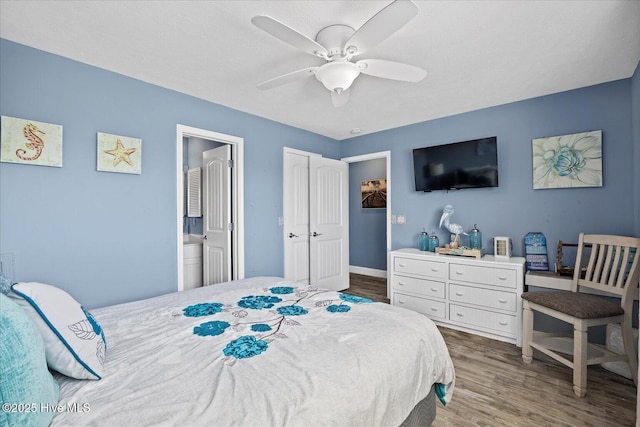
(419, 229), (429, 251)
(469, 224), (482, 250)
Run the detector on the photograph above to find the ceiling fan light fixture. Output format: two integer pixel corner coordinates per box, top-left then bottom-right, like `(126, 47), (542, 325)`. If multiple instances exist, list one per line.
(315, 62), (360, 93)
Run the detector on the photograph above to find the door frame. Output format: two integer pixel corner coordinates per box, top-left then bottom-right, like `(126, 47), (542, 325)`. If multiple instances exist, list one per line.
(176, 124), (245, 291)
(341, 151), (391, 296)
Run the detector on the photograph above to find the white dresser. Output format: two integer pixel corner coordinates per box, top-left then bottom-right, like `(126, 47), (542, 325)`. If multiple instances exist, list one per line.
(390, 248), (525, 346)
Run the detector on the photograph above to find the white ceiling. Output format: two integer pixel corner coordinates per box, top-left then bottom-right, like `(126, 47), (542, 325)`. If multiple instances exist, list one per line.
(1, 1), (639, 140)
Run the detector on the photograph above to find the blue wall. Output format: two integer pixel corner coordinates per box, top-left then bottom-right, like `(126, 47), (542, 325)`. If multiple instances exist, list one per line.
(342, 79), (637, 264)
(0, 40), (339, 308)
(349, 159), (386, 271)
(1, 39), (638, 309)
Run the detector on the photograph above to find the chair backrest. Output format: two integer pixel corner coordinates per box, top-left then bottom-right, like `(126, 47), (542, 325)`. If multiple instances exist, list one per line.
(572, 233), (640, 307)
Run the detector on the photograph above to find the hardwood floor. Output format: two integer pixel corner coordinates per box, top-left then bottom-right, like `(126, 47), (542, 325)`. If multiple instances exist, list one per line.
(348, 272), (389, 303)
(348, 273), (637, 426)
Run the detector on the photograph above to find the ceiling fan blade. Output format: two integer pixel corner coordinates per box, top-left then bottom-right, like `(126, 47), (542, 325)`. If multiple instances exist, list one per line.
(344, 0), (418, 56)
(356, 59), (426, 82)
(252, 15), (328, 58)
(256, 67), (319, 90)
(331, 88), (350, 108)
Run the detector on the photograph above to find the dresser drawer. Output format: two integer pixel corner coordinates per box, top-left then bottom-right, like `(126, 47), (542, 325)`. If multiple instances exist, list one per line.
(394, 293), (446, 320)
(449, 263), (516, 288)
(394, 257), (446, 279)
(393, 275), (445, 299)
(449, 284), (517, 312)
(449, 304), (516, 335)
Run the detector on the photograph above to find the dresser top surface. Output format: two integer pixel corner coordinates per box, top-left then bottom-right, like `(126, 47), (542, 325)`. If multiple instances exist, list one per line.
(392, 248), (525, 266)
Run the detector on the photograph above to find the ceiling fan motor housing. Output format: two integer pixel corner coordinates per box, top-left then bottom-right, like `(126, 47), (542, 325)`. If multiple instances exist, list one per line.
(315, 24), (355, 59)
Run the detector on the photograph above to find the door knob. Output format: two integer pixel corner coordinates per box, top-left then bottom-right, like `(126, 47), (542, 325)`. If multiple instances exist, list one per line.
(288, 233), (298, 238)
(312, 232), (323, 237)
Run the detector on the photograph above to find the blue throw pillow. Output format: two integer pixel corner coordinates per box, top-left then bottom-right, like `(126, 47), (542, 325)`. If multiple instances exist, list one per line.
(0, 293), (60, 427)
(0, 272), (11, 295)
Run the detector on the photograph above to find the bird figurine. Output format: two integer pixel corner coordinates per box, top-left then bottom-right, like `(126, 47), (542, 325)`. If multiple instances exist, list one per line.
(439, 204), (467, 248)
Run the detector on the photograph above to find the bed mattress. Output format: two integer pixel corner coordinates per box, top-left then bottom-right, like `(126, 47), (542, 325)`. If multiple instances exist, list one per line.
(51, 277), (455, 426)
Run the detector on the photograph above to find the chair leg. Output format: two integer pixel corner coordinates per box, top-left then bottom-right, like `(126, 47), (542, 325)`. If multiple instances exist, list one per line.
(522, 301), (533, 364)
(573, 321), (587, 397)
(620, 316), (638, 387)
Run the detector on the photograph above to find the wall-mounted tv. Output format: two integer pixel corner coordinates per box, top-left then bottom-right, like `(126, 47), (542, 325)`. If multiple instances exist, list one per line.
(413, 137), (498, 192)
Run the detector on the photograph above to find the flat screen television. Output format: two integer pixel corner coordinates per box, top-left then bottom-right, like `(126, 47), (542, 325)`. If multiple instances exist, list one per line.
(413, 137), (498, 191)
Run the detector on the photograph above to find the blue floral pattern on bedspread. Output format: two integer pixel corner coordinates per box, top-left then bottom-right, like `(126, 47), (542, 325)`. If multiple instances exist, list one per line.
(182, 285), (373, 361)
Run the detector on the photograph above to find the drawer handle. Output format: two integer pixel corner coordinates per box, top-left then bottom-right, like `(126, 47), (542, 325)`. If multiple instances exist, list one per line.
(431, 287), (439, 292)
(456, 312), (464, 317)
(430, 307), (438, 312)
(455, 271), (464, 275)
(498, 321), (508, 326)
(398, 300), (406, 304)
(398, 263), (406, 268)
(455, 292), (463, 296)
(398, 282), (405, 286)
(498, 275), (507, 281)
(431, 268), (440, 272)
(498, 298), (508, 303)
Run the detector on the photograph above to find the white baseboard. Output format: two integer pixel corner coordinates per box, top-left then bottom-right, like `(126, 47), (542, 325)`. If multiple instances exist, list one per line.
(349, 265), (387, 279)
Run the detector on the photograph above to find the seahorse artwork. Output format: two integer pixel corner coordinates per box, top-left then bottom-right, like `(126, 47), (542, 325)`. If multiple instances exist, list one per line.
(15, 122), (46, 161)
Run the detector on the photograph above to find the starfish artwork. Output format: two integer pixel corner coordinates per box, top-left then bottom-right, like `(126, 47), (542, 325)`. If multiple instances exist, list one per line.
(104, 139), (136, 167)
(97, 132), (142, 174)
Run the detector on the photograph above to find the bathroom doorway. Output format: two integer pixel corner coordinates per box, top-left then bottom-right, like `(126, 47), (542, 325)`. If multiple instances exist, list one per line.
(176, 124), (245, 291)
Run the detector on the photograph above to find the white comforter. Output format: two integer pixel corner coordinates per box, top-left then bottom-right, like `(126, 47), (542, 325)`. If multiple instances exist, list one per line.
(52, 277), (455, 427)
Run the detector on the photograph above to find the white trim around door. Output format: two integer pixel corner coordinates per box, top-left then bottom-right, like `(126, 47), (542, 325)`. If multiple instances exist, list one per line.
(341, 151), (391, 296)
(176, 124), (245, 291)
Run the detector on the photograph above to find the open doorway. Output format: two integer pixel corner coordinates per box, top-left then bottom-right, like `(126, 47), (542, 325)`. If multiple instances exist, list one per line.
(176, 124), (245, 291)
(342, 151), (392, 297)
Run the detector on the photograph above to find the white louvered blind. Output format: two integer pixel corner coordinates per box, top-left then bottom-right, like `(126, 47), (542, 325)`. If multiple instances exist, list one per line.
(187, 167), (202, 217)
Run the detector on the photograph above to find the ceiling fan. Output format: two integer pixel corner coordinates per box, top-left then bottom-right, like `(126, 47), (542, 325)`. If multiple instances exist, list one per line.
(251, 0), (427, 107)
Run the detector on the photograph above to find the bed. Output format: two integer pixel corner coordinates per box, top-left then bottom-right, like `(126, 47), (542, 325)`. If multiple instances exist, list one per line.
(2, 276), (455, 426)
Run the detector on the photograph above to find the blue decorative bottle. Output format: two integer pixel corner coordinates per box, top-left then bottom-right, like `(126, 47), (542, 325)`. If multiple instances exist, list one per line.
(429, 231), (439, 252)
(419, 229), (429, 251)
(469, 224), (482, 250)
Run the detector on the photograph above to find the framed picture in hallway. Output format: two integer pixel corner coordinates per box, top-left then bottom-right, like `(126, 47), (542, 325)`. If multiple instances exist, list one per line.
(0, 116), (63, 167)
(361, 178), (387, 209)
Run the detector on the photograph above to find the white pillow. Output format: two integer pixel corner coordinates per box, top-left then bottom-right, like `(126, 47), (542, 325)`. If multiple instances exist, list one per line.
(9, 282), (106, 380)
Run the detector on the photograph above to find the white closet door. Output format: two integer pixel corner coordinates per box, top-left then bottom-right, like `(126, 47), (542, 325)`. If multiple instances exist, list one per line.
(283, 152), (311, 283)
(203, 145), (231, 285)
(309, 156), (349, 291)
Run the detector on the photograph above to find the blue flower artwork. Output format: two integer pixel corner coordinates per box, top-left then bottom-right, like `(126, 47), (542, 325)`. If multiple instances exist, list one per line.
(194, 321), (230, 337)
(269, 286), (294, 295)
(327, 304), (350, 313)
(186, 286), (373, 360)
(277, 305), (308, 316)
(339, 294), (373, 304)
(251, 323), (272, 332)
(183, 302), (224, 317)
(223, 335), (268, 359)
(532, 130), (602, 189)
(81, 306), (107, 349)
(238, 295), (282, 310)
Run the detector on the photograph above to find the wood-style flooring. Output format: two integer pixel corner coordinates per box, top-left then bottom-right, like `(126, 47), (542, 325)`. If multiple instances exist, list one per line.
(348, 273), (637, 427)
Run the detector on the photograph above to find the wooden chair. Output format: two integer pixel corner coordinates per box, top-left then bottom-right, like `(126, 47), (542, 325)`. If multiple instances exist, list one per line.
(522, 233), (640, 397)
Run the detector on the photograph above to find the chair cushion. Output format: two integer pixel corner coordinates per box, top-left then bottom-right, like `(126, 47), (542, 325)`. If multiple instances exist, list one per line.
(521, 291), (624, 319)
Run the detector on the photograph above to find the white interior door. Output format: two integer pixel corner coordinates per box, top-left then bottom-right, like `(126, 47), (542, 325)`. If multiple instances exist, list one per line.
(284, 152), (311, 283)
(203, 145), (231, 285)
(309, 156), (349, 291)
